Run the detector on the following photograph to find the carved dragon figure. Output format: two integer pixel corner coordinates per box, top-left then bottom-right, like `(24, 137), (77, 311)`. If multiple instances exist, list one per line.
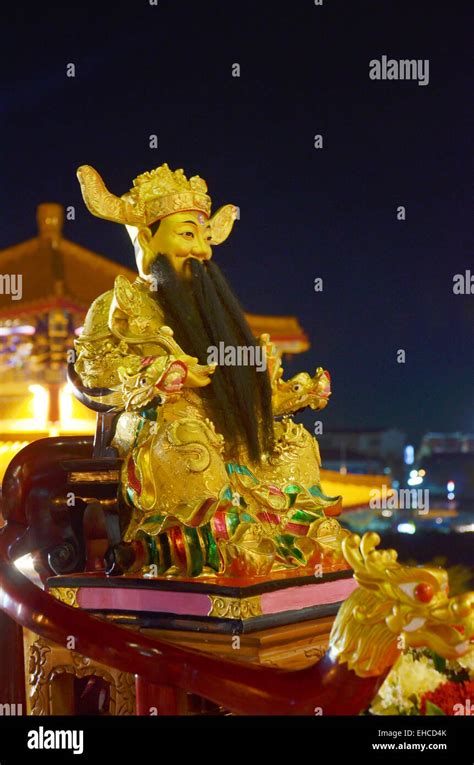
(330, 533), (474, 678)
(260, 333), (332, 417)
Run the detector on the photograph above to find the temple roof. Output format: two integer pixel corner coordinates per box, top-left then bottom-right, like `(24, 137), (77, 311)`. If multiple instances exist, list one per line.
(245, 312), (309, 354)
(0, 204), (310, 353)
(0, 204), (136, 319)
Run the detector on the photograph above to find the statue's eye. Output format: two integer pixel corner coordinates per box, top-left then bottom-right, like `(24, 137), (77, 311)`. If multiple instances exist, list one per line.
(140, 377), (148, 386)
(293, 384), (302, 392)
(414, 582), (434, 603)
(180, 231), (194, 240)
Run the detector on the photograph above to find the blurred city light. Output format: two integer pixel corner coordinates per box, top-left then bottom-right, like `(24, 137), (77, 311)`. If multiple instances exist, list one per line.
(397, 522), (416, 535)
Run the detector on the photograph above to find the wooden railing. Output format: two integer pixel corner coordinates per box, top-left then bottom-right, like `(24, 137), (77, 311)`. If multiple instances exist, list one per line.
(0, 523), (383, 715)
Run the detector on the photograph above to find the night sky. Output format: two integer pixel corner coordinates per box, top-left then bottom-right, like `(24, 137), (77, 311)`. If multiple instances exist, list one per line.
(1, 0), (472, 444)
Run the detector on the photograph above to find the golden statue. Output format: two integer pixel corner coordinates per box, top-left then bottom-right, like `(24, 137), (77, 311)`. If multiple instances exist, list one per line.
(74, 163), (346, 578)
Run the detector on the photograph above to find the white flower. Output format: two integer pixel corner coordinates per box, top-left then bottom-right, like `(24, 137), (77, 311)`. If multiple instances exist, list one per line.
(370, 652), (445, 715)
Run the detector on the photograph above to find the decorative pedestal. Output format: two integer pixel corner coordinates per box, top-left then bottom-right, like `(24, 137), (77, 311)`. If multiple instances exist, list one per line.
(47, 565), (356, 634)
(22, 565), (357, 715)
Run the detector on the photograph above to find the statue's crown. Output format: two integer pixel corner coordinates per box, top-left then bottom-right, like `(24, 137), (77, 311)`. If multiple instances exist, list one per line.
(77, 163), (212, 227)
(131, 164), (208, 201)
(123, 163), (211, 222)
(77, 162), (237, 245)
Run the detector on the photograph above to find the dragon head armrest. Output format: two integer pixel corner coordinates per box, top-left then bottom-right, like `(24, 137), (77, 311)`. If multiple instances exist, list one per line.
(329, 532), (474, 678)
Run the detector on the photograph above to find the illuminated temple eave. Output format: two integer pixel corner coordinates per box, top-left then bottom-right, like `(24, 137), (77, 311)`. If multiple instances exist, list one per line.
(244, 312), (310, 354)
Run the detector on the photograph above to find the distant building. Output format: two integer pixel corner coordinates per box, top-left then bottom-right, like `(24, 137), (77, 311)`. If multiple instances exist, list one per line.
(321, 449), (385, 476)
(320, 427), (406, 459)
(418, 432), (474, 460)
(319, 427), (406, 476)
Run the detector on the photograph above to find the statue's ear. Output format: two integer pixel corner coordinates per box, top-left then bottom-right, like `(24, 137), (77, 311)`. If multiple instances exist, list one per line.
(135, 227), (155, 275)
(209, 204), (238, 245)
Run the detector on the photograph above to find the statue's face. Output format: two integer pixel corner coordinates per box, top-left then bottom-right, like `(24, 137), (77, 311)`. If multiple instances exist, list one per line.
(148, 211), (213, 275)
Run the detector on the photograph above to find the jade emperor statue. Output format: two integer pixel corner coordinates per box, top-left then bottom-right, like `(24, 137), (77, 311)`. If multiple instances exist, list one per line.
(74, 163), (348, 578)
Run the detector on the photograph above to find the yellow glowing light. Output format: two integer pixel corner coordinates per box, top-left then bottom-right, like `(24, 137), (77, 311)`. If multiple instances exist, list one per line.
(320, 470), (390, 510)
(0, 441), (30, 482)
(28, 385), (49, 424)
(59, 384), (73, 425)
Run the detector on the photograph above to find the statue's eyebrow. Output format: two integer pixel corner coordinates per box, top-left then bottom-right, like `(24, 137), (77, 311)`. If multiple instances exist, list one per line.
(180, 219), (211, 229)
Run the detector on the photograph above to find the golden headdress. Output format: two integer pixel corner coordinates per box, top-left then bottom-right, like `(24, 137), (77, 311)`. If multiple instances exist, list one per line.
(77, 164), (237, 245)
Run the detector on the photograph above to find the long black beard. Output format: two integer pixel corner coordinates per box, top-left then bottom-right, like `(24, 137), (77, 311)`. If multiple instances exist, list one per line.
(149, 254), (274, 463)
